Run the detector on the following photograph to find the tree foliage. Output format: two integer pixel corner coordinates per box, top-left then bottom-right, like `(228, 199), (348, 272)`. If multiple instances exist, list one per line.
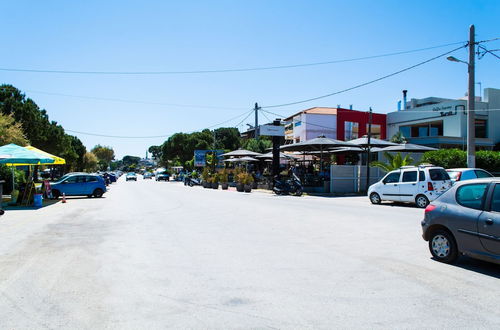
(241, 138), (272, 153)
(370, 152), (415, 172)
(83, 152), (99, 172)
(390, 131), (408, 144)
(0, 84), (88, 171)
(0, 113), (28, 145)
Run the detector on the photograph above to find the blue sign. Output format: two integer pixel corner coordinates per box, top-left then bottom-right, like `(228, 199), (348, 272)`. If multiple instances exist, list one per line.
(194, 150), (225, 167)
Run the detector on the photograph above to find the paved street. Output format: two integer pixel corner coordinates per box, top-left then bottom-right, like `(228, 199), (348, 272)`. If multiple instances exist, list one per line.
(0, 178), (498, 329)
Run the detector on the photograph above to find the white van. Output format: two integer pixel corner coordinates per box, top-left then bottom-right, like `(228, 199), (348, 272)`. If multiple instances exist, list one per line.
(368, 165), (452, 208)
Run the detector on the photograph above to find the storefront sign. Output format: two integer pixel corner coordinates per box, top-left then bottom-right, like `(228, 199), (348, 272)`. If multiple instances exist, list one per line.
(260, 125), (285, 136)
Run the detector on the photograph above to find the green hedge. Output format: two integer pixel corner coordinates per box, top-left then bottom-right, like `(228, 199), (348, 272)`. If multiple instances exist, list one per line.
(421, 149), (500, 173)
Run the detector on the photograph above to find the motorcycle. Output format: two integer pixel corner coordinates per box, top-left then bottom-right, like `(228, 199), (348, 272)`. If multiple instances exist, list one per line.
(273, 173), (303, 196)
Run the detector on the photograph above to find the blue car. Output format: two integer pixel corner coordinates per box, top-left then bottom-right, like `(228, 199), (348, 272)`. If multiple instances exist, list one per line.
(51, 174), (107, 198)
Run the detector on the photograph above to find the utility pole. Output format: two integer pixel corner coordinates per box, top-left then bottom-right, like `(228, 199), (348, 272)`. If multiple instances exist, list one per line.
(272, 119), (281, 178)
(467, 24), (476, 168)
(366, 107), (372, 192)
(254, 102), (260, 139)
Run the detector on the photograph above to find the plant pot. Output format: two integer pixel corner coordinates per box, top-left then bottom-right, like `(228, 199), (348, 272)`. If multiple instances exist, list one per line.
(236, 183), (244, 192)
(203, 182), (210, 188)
(244, 184), (252, 193)
(221, 183), (229, 190)
(212, 182), (219, 189)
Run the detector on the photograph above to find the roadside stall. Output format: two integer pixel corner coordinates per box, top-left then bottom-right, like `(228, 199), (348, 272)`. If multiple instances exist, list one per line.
(0, 144), (56, 207)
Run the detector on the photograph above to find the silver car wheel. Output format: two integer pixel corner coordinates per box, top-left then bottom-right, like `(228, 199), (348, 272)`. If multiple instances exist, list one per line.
(431, 234), (450, 258)
(370, 193), (381, 204)
(416, 195), (429, 208)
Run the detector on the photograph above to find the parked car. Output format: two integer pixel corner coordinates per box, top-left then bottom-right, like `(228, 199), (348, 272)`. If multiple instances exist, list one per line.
(126, 172), (137, 181)
(156, 172), (170, 181)
(143, 172), (153, 179)
(446, 168), (493, 183)
(421, 178), (500, 265)
(368, 165), (452, 208)
(51, 174), (107, 198)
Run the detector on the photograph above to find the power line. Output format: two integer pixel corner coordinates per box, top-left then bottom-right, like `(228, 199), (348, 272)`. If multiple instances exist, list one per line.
(233, 110), (255, 128)
(0, 41), (466, 75)
(65, 109), (254, 139)
(478, 45), (500, 60)
(25, 90), (247, 110)
(261, 44), (467, 109)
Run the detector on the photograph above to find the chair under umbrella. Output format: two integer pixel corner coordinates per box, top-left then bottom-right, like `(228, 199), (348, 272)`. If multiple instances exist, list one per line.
(280, 137), (358, 172)
(376, 143), (438, 152)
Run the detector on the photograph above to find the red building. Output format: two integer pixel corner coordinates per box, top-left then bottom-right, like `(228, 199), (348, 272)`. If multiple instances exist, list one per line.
(284, 107), (387, 143)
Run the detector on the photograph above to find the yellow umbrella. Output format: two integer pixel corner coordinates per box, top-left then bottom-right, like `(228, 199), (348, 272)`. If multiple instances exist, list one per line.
(24, 146), (66, 165)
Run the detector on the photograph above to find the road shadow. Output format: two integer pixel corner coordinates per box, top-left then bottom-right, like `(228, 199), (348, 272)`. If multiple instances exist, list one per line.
(3, 199), (60, 211)
(375, 201), (420, 209)
(431, 256), (500, 279)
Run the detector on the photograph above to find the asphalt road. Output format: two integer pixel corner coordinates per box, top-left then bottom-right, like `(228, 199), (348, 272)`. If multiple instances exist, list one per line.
(0, 177), (498, 329)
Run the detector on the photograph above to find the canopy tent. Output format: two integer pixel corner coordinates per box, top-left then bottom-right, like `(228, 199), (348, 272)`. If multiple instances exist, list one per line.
(347, 137), (398, 148)
(25, 146), (66, 165)
(256, 152), (297, 160)
(221, 149), (263, 157)
(0, 144), (55, 166)
(376, 143), (438, 152)
(0, 144), (55, 192)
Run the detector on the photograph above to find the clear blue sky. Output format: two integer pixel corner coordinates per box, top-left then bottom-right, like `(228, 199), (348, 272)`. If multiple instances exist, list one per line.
(1, 0), (499, 159)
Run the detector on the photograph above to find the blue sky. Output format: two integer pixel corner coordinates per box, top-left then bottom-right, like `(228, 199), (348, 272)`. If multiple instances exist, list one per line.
(1, 0), (499, 158)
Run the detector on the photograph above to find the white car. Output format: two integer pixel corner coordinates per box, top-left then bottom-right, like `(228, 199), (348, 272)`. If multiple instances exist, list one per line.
(368, 165), (453, 208)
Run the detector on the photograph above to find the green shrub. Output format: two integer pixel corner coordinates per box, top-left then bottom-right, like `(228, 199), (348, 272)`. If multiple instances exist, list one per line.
(476, 150), (500, 173)
(421, 149), (466, 168)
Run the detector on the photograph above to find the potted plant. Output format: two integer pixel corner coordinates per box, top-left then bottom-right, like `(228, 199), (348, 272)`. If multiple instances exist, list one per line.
(220, 170), (229, 190)
(201, 167), (210, 188)
(212, 173), (219, 189)
(243, 173), (254, 193)
(236, 172), (245, 192)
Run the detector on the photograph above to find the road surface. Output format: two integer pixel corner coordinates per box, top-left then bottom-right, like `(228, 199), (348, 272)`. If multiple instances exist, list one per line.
(0, 178), (498, 329)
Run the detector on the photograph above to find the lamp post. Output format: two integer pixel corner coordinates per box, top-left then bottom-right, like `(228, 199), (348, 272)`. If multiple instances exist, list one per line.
(446, 24), (475, 167)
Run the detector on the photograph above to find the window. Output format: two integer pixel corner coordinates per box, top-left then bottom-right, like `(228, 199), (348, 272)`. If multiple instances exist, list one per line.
(475, 119), (487, 138)
(461, 171), (476, 180)
(367, 124), (381, 139)
(456, 183), (488, 210)
(383, 172), (400, 184)
(400, 121), (443, 138)
(64, 176), (77, 184)
(491, 184), (500, 213)
(86, 176), (98, 182)
(475, 170), (493, 179)
(429, 169), (450, 181)
(344, 121), (359, 140)
(402, 171), (417, 182)
(419, 171), (425, 181)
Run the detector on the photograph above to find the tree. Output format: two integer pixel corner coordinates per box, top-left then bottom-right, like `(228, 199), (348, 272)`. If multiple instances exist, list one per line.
(148, 145), (162, 160)
(241, 138), (272, 153)
(83, 152), (99, 172)
(214, 127), (241, 150)
(370, 152), (415, 172)
(91, 145), (115, 169)
(390, 131), (408, 144)
(0, 113), (28, 145)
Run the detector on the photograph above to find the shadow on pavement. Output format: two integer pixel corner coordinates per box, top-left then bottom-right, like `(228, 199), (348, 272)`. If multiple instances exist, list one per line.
(431, 256), (500, 279)
(3, 199), (60, 211)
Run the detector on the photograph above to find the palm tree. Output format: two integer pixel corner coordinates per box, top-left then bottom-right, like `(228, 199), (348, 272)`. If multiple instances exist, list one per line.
(390, 131), (408, 144)
(370, 152), (415, 172)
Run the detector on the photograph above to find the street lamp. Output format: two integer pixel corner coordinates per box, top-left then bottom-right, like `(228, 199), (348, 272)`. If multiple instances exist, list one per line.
(446, 25), (476, 168)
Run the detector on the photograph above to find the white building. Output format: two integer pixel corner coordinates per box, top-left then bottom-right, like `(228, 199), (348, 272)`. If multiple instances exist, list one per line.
(387, 88), (500, 149)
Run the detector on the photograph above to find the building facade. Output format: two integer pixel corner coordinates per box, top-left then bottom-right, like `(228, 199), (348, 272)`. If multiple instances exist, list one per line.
(284, 107), (387, 143)
(387, 88), (500, 149)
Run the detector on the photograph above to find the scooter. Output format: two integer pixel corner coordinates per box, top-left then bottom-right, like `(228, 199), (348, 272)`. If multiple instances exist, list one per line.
(184, 176), (201, 187)
(273, 173), (303, 196)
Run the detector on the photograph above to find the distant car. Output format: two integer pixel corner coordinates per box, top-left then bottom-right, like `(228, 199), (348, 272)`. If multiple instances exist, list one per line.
(156, 172), (170, 181)
(126, 172), (137, 181)
(143, 172), (153, 179)
(368, 165), (453, 208)
(51, 174), (107, 198)
(446, 168), (493, 183)
(421, 178), (500, 265)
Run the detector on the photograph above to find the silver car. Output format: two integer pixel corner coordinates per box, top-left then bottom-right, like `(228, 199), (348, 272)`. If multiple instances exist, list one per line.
(421, 178), (500, 264)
